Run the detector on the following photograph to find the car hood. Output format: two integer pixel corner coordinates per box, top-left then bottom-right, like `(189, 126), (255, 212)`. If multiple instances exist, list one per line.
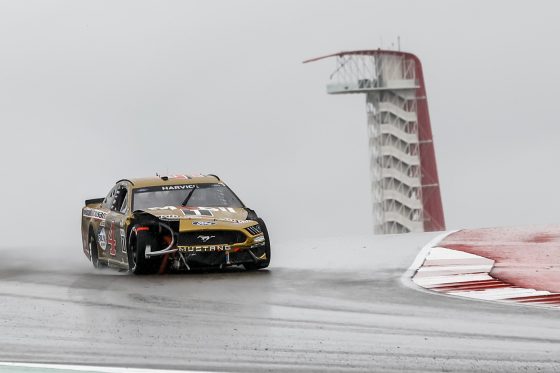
(135, 206), (254, 231)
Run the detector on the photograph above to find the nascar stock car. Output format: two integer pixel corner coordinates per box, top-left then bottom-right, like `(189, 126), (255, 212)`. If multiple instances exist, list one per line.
(81, 174), (270, 274)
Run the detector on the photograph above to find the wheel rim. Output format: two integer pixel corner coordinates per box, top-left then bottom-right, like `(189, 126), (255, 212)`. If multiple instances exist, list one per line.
(130, 242), (137, 270)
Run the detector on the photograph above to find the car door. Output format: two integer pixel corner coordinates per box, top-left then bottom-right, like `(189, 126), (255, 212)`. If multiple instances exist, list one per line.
(104, 183), (130, 267)
(89, 184), (116, 264)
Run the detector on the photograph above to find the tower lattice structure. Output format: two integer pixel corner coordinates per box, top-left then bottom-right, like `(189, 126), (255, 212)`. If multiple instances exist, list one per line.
(305, 50), (445, 234)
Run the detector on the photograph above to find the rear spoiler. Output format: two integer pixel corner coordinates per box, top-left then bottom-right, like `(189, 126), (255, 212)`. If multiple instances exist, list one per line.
(85, 197), (104, 206)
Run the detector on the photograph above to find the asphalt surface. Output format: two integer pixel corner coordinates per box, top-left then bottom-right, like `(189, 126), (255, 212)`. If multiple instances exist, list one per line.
(0, 233), (559, 372)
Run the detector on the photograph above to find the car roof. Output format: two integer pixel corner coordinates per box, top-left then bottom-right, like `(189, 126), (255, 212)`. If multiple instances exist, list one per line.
(119, 174), (222, 189)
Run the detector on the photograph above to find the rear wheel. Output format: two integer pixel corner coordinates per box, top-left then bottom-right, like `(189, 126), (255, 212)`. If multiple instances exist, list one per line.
(88, 229), (106, 269)
(128, 230), (161, 275)
(244, 218), (271, 271)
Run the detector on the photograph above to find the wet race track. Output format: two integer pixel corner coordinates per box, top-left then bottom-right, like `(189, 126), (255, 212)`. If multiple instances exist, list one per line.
(0, 233), (559, 372)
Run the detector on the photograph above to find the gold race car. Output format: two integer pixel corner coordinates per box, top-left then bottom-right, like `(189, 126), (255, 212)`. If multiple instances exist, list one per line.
(81, 174), (270, 274)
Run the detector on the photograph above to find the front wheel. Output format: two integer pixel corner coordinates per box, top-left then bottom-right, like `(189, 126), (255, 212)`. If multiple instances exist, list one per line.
(244, 218), (271, 271)
(128, 230), (161, 275)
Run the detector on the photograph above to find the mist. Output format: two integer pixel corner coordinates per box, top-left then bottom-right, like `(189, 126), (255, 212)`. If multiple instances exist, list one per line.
(0, 0), (559, 249)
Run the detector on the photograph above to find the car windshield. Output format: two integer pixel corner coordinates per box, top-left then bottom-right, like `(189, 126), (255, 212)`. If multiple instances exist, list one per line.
(132, 183), (244, 211)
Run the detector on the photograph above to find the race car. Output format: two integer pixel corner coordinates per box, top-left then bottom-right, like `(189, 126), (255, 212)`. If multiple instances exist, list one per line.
(81, 174), (270, 274)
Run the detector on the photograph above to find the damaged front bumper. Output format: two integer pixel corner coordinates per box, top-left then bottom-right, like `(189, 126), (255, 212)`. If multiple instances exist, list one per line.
(138, 220), (267, 270)
(177, 243), (268, 269)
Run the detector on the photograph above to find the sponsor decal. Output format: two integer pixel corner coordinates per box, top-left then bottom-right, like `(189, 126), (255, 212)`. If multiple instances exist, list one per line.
(120, 228), (126, 253)
(182, 207), (214, 217)
(148, 206), (181, 211)
(83, 208), (107, 221)
(169, 174), (195, 180)
(218, 218), (250, 224)
(159, 214), (182, 221)
(98, 227), (107, 251)
(170, 174), (190, 180)
(197, 235), (215, 243)
(193, 221), (215, 226)
(181, 207), (235, 217)
(160, 184), (195, 191)
(168, 174), (204, 180)
(178, 245), (231, 253)
(145, 206), (238, 220)
(146, 206), (184, 219)
(107, 222), (117, 256)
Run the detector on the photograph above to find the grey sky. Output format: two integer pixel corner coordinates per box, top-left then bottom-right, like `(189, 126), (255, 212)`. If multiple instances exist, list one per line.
(0, 0), (559, 248)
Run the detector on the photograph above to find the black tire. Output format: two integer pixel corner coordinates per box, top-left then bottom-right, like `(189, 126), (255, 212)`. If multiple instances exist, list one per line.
(128, 230), (161, 275)
(88, 229), (106, 269)
(244, 218), (271, 271)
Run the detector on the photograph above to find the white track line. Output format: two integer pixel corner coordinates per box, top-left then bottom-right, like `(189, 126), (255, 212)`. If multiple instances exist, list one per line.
(415, 264), (494, 277)
(423, 246), (494, 266)
(413, 273), (494, 287)
(0, 362), (219, 373)
(406, 231), (458, 273)
(448, 288), (553, 300)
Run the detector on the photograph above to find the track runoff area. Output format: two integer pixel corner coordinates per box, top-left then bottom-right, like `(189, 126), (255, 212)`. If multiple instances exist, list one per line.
(411, 225), (560, 308)
(0, 226), (559, 372)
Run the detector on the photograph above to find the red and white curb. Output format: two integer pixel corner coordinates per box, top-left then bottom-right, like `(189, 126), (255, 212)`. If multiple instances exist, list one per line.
(409, 232), (560, 308)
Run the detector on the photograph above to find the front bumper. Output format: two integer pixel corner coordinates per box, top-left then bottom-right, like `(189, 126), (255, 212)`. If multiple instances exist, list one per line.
(137, 220), (267, 269)
(177, 243), (267, 269)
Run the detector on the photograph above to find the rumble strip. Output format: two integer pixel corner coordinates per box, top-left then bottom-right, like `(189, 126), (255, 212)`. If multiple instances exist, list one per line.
(407, 231), (560, 309)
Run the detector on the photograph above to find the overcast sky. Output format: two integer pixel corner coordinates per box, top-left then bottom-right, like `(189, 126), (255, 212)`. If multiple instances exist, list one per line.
(0, 0), (559, 248)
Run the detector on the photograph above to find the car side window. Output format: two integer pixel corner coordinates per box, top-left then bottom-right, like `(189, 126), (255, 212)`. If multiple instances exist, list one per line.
(112, 185), (129, 213)
(103, 186), (118, 209)
(119, 189), (129, 214)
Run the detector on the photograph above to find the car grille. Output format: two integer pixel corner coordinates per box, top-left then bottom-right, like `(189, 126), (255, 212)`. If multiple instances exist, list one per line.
(177, 230), (247, 246)
(185, 250), (254, 267)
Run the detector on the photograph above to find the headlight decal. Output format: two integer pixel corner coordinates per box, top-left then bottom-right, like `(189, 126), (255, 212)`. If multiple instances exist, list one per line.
(246, 224), (262, 236)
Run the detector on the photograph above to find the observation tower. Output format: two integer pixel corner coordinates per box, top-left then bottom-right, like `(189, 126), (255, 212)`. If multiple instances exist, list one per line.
(304, 50), (445, 234)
